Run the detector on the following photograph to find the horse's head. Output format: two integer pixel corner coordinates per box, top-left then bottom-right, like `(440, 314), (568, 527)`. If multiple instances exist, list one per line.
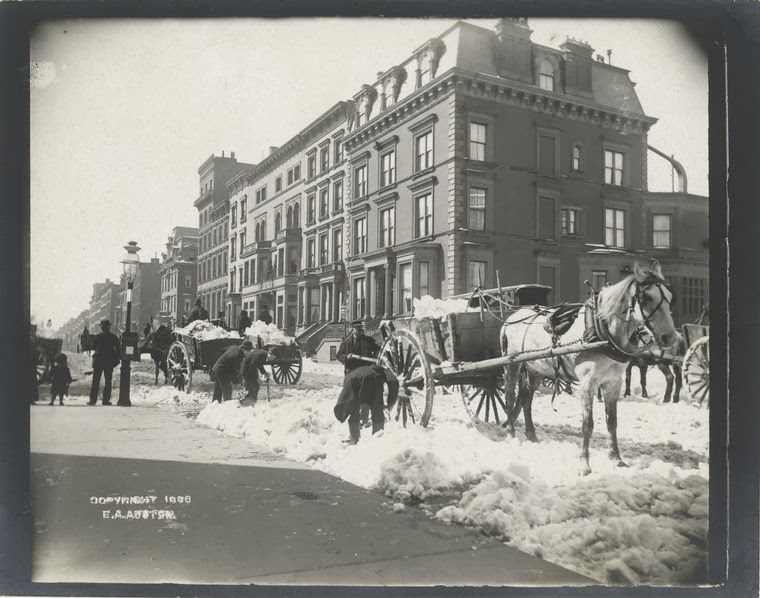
(631, 260), (678, 349)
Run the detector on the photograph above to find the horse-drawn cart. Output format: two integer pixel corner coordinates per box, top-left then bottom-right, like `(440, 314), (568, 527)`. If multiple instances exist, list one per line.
(35, 336), (63, 384)
(681, 323), (709, 406)
(166, 332), (303, 392)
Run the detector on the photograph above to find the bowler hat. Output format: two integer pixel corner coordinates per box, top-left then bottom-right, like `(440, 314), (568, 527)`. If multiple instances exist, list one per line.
(240, 339), (254, 350)
(100, 319), (110, 328)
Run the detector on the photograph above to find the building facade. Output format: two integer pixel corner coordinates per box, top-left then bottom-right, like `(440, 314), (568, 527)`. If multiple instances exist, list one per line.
(130, 257), (162, 334)
(195, 152), (254, 322)
(58, 308), (90, 352)
(160, 226), (199, 326)
(88, 280), (120, 331)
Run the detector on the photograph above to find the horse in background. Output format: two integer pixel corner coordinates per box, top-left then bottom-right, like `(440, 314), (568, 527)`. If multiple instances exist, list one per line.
(623, 332), (686, 403)
(500, 261), (678, 475)
(141, 325), (173, 385)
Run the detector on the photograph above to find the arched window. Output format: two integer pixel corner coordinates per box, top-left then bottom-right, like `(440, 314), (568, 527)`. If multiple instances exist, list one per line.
(572, 145), (582, 172)
(255, 222), (261, 242)
(293, 203), (300, 228)
(275, 212), (282, 234)
(539, 61), (555, 92)
(286, 206), (293, 228)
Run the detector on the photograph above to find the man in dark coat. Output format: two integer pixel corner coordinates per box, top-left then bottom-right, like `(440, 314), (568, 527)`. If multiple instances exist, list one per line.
(89, 319), (121, 405)
(211, 339), (252, 403)
(334, 364), (399, 444)
(237, 310), (252, 337)
(187, 299), (210, 324)
(257, 306), (273, 326)
(336, 320), (380, 375)
(81, 326), (91, 354)
(240, 346), (272, 403)
(30, 324), (39, 404)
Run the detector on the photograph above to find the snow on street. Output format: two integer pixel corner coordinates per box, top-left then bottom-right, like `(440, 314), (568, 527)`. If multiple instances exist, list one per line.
(125, 357), (708, 585)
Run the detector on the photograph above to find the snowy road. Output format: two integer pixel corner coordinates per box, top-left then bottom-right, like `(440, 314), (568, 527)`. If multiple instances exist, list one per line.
(65, 352), (709, 585)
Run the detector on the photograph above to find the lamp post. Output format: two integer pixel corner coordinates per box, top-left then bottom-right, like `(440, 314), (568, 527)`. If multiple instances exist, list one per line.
(118, 241), (141, 407)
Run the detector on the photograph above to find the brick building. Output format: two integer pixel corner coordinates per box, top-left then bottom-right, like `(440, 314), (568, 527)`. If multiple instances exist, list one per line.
(88, 280), (120, 331)
(160, 226), (199, 327)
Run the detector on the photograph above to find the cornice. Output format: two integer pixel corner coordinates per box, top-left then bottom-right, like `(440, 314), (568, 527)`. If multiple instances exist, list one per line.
(408, 113), (439, 133)
(375, 135), (400, 151)
(408, 175), (438, 192)
(349, 150), (372, 164)
(373, 191), (399, 207)
(350, 203), (371, 216)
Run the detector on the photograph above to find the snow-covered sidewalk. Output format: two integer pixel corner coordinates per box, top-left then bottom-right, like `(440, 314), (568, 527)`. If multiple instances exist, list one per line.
(133, 359), (709, 585)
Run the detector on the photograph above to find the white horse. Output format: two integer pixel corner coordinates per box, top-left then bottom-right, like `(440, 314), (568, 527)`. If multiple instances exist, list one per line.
(500, 261), (678, 475)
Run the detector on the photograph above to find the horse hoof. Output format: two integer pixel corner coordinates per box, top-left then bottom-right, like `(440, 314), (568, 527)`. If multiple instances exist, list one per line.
(579, 467), (592, 477)
(526, 433), (539, 443)
(617, 460), (629, 468)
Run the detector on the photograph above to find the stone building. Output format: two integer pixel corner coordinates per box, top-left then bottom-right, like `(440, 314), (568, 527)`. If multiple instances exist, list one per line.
(160, 226), (199, 327)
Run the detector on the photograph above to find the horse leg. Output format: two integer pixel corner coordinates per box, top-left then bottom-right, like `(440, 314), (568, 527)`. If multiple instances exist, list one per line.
(579, 378), (595, 476)
(661, 363), (674, 403)
(521, 374), (540, 443)
(603, 377), (627, 467)
(624, 361), (633, 397)
(672, 363), (682, 403)
(639, 365), (648, 398)
(502, 364), (520, 437)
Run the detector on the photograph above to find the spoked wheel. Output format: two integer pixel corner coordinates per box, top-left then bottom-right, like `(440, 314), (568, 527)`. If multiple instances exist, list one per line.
(461, 375), (510, 425)
(36, 348), (50, 385)
(167, 341), (193, 393)
(270, 349), (303, 385)
(377, 329), (434, 427)
(683, 336), (709, 407)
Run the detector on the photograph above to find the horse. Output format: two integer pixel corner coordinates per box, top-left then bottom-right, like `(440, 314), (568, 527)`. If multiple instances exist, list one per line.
(500, 261), (678, 475)
(623, 332), (686, 403)
(141, 326), (173, 385)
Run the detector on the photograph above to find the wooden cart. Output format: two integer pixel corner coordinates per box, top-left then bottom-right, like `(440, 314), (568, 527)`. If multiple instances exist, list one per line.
(680, 323), (709, 406)
(35, 336), (63, 384)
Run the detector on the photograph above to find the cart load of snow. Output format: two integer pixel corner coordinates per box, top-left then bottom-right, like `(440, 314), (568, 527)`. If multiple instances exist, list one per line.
(174, 320), (241, 341)
(413, 295), (469, 320)
(243, 321), (293, 346)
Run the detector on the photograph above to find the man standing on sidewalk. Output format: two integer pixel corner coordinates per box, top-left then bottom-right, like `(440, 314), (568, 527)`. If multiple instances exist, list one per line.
(88, 319), (120, 406)
(336, 320), (380, 376)
(211, 339), (253, 403)
(333, 364), (399, 444)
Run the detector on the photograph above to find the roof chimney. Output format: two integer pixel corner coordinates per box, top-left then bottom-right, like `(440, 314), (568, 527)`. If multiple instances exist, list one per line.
(269, 146), (279, 156)
(222, 150), (225, 157)
(231, 151), (236, 160)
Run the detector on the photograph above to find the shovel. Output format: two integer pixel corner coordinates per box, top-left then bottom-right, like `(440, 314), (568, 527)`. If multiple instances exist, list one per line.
(266, 376), (271, 402)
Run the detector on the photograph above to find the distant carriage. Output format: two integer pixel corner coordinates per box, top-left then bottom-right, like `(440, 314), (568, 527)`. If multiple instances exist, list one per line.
(166, 331), (303, 393)
(680, 323), (709, 406)
(35, 336), (63, 385)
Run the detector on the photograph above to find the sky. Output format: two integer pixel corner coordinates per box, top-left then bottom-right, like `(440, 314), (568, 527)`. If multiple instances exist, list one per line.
(29, 18), (709, 328)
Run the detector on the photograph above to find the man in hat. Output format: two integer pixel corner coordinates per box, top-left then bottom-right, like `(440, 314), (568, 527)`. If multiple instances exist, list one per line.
(237, 309), (252, 337)
(211, 339), (253, 403)
(336, 319), (380, 375)
(240, 345), (272, 403)
(334, 363), (399, 444)
(187, 299), (210, 324)
(257, 305), (273, 326)
(89, 319), (121, 405)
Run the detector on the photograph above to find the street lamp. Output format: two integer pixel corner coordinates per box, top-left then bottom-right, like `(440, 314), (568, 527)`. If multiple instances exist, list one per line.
(118, 241), (141, 406)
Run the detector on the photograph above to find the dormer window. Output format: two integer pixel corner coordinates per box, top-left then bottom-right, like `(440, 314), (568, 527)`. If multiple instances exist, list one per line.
(539, 61), (555, 92)
(414, 39), (446, 90)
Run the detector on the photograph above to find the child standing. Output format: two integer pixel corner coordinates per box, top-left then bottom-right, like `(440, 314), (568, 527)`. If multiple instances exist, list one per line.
(49, 353), (72, 406)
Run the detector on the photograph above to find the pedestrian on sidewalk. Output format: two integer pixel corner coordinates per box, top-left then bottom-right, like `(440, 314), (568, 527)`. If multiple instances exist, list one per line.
(48, 353), (72, 406)
(88, 319), (121, 406)
(211, 339), (253, 403)
(333, 364), (399, 445)
(239, 346), (272, 403)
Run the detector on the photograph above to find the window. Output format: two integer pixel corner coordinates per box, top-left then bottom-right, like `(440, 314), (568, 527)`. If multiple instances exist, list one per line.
(604, 150), (625, 186)
(294, 164), (301, 181)
(561, 208), (581, 236)
(418, 262), (430, 298)
(244, 261), (250, 286)
(307, 195), (316, 224)
(400, 263), (413, 313)
(185, 274), (192, 288)
(605, 208), (625, 248)
(286, 206), (293, 228)
(468, 188), (486, 231)
(469, 122), (487, 161)
(287, 169), (293, 186)
(354, 165), (367, 198)
(222, 251), (227, 274)
(319, 187), (329, 219)
(591, 270), (608, 290)
(307, 238), (315, 268)
(240, 197), (247, 222)
(307, 154), (316, 179)
(320, 147), (329, 173)
(275, 212), (282, 235)
(572, 145), (582, 172)
(231, 235), (237, 260)
(319, 233), (328, 266)
(334, 140), (343, 163)
(380, 150), (396, 187)
(254, 221), (262, 241)
(681, 278), (706, 316)
(653, 214), (672, 248)
(184, 298), (191, 313)
(380, 206), (395, 247)
(415, 131), (433, 171)
(353, 277), (366, 319)
(275, 176), (282, 192)
(278, 248), (284, 276)
(333, 181), (343, 212)
(212, 228), (217, 247)
(354, 217), (367, 254)
(539, 61), (554, 91)
(240, 229), (246, 248)
(415, 193), (433, 238)
(468, 261), (486, 288)
(231, 204), (237, 227)
(332, 228), (343, 261)
(293, 203), (300, 227)
(330, 346), (337, 361)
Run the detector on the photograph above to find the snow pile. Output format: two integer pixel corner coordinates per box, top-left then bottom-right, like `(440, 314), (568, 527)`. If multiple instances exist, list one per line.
(243, 321), (292, 346)
(413, 295), (469, 320)
(174, 320), (241, 341)
(140, 359), (708, 585)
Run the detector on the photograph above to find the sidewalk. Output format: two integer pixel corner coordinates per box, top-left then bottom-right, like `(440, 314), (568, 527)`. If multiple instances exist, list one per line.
(31, 400), (594, 586)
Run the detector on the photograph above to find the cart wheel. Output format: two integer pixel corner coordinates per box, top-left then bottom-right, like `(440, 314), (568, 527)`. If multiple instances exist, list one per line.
(36, 347), (50, 385)
(377, 329), (434, 427)
(271, 349), (303, 385)
(683, 336), (709, 407)
(167, 341), (193, 393)
(461, 375), (509, 424)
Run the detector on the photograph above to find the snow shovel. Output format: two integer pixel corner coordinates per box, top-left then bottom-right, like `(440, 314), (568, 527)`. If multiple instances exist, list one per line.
(266, 377), (271, 402)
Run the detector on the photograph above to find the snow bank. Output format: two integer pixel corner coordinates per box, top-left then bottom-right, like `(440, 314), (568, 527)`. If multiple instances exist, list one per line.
(243, 321), (292, 346)
(413, 295), (469, 320)
(174, 320), (241, 341)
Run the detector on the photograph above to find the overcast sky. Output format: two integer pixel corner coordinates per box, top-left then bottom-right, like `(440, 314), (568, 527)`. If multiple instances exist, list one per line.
(30, 18), (708, 328)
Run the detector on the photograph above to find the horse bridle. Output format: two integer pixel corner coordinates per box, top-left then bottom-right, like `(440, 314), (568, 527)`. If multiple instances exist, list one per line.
(627, 279), (674, 350)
